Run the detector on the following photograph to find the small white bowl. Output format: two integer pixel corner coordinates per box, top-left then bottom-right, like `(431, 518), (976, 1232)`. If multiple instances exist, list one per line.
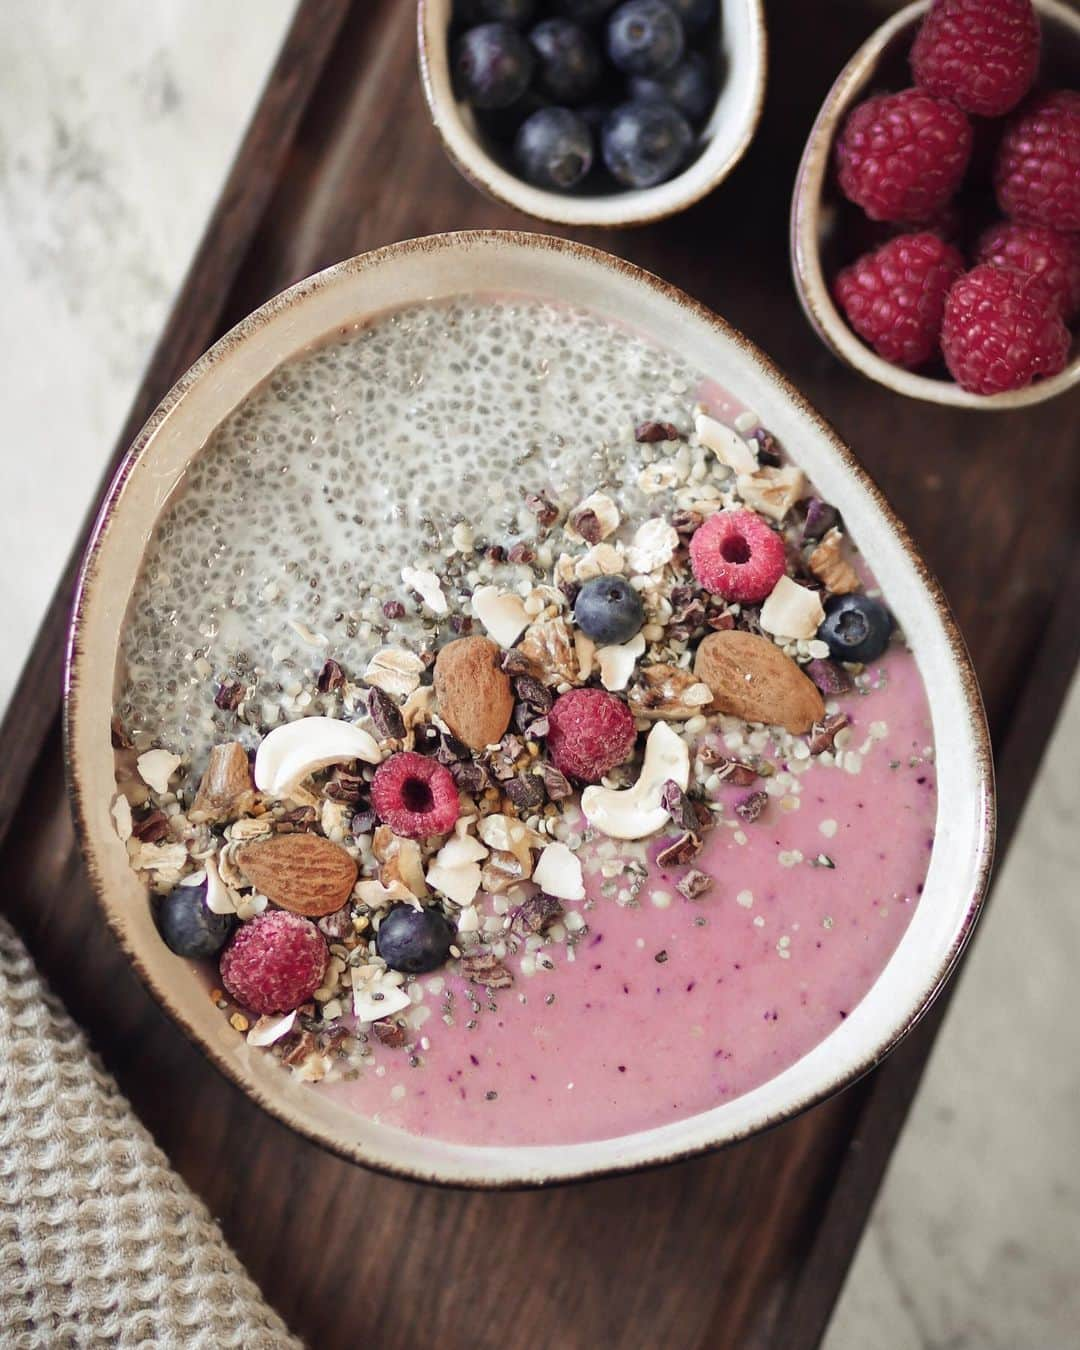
(791, 0), (1080, 409)
(417, 0), (767, 227)
(66, 231), (994, 1187)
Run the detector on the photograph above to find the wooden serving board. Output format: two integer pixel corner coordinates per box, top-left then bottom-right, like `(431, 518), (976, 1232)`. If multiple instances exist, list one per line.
(3, 2), (1077, 1346)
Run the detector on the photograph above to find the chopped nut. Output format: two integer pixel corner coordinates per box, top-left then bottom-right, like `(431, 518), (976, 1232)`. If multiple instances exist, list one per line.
(480, 849), (528, 894)
(518, 616), (583, 687)
(736, 465), (806, 521)
(676, 869), (713, 900)
(808, 528), (860, 595)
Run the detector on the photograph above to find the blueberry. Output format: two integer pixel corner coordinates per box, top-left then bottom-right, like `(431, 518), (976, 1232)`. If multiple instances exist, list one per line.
(458, 0), (536, 25)
(476, 88), (551, 144)
(601, 99), (693, 187)
(454, 23), (534, 110)
(376, 905), (454, 975)
(606, 0), (684, 76)
(552, 0), (620, 21)
(667, 0), (714, 34)
(157, 881), (235, 959)
(629, 51), (714, 124)
(528, 19), (602, 104)
(574, 575), (645, 643)
(514, 107), (594, 189)
(817, 594), (894, 664)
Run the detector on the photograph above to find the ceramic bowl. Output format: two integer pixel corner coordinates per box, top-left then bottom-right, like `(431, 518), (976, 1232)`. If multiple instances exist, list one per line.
(791, 0), (1080, 409)
(417, 0), (767, 227)
(66, 231), (994, 1187)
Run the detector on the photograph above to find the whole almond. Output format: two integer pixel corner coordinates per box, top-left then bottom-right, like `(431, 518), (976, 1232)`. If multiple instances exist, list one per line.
(693, 630), (825, 733)
(434, 636), (514, 751)
(235, 833), (357, 917)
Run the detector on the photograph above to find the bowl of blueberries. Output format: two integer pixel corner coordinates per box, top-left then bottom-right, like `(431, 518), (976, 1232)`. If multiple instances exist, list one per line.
(418, 0), (767, 227)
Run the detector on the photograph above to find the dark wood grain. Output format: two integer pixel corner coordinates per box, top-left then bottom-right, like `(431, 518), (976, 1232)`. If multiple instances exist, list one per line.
(2, 1), (1078, 1347)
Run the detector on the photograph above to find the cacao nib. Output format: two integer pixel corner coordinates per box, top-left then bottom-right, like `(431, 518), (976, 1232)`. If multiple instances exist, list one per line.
(676, 869), (713, 900)
(367, 686), (405, 740)
(485, 545), (506, 563)
(350, 807), (378, 835)
(460, 949), (513, 989)
(558, 578), (581, 607)
(507, 541), (535, 565)
(752, 427), (783, 467)
(110, 716), (132, 749)
(805, 658), (854, 695)
(713, 758), (759, 787)
(132, 810), (170, 843)
(568, 507), (603, 544)
(317, 907), (354, 940)
(449, 614), (474, 635)
(707, 611), (736, 631)
(669, 585), (695, 609)
(382, 599), (406, 620)
(635, 420), (683, 443)
(524, 491), (559, 528)
(661, 780), (712, 833)
(372, 1019), (408, 1049)
(656, 831), (703, 867)
(214, 680), (244, 711)
(413, 724), (442, 756)
(451, 761), (491, 796)
(434, 732), (469, 765)
(316, 659), (346, 693)
(504, 773), (545, 810)
(734, 790), (768, 824)
(802, 497), (839, 542)
(670, 509), (703, 537)
(324, 768), (365, 804)
(523, 715), (549, 741)
(501, 648), (540, 678)
(512, 892), (563, 935)
(733, 606), (763, 636)
(539, 761), (573, 801)
(808, 713), (850, 755)
(513, 675), (553, 712)
(275, 805), (319, 832)
(281, 1031), (320, 1067)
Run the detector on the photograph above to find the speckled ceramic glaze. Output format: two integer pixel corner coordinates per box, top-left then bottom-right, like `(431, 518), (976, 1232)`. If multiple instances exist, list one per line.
(791, 0), (1080, 410)
(418, 0), (767, 227)
(65, 231), (994, 1186)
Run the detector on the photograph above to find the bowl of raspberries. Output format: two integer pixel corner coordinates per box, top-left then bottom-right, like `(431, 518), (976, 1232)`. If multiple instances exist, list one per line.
(418, 0), (766, 226)
(792, 0), (1080, 406)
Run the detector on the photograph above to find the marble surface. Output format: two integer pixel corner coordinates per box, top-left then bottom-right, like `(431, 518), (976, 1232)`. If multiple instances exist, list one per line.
(827, 673), (1080, 1350)
(0, 0), (296, 713)
(3, 5), (1079, 1345)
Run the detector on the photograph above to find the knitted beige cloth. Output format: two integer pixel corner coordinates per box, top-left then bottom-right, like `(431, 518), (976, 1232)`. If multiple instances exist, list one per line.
(0, 917), (302, 1349)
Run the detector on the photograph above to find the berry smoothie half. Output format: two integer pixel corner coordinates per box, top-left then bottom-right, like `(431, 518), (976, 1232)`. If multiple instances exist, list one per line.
(112, 296), (936, 1148)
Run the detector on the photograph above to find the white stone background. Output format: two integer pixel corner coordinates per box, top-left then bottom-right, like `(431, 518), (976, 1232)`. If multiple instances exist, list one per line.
(1, 4), (1077, 1346)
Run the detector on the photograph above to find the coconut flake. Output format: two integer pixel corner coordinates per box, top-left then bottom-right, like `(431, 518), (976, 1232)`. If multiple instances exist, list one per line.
(401, 566), (448, 615)
(254, 716), (381, 798)
(352, 967), (413, 1023)
(204, 855), (239, 915)
(597, 633), (646, 692)
(626, 518), (679, 574)
(581, 722), (690, 841)
(695, 413), (758, 474)
(759, 576), (826, 641)
(533, 842), (585, 901)
(246, 1011), (297, 1047)
(111, 795), (133, 842)
(356, 877), (418, 909)
(426, 826), (486, 905)
(574, 542), (625, 581)
(136, 749), (181, 795)
(472, 585), (530, 648)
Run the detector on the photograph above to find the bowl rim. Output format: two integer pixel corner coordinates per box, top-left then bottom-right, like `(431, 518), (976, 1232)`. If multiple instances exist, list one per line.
(65, 229), (996, 1189)
(416, 0), (769, 228)
(790, 0), (1080, 410)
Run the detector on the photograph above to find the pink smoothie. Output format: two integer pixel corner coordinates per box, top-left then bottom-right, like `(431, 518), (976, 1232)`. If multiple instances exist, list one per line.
(323, 647), (935, 1146)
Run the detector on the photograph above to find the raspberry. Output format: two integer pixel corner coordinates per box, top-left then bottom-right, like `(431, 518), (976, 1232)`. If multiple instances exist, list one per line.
(689, 509), (786, 603)
(219, 911), (329, 1015)
(911, 0), (1039, 117)
(941, 264), (1070, 395)
(836, 89), (972, 223)
(546, 688), (637, 783)
(371, 751), (460, 839)
(995, 90), (1080, 234)
(975, 221), (1080, 320)
(834, 232), (965, 369)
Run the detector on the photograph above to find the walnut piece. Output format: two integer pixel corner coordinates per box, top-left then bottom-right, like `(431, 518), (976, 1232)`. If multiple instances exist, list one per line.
(517, 616), (583, 688)
(808, 528), (860, 595)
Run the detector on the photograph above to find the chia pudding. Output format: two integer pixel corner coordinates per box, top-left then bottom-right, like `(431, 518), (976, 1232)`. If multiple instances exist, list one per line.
(112, 296), (937, 1148)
